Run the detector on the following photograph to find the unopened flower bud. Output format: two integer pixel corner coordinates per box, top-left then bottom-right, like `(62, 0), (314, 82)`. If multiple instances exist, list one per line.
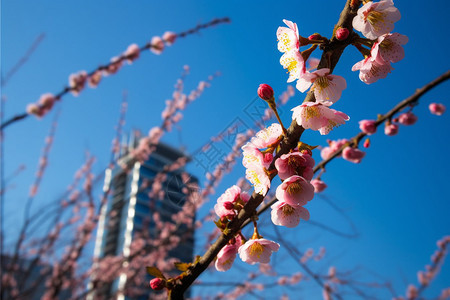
(308, 33), (321, 40)
(223, 201), (234, 210)
(398, 112), (418, 125)
(384, 123), (399, 136)
(359, 120), (377, 135)
(336, 28), (349, 41)
(257, 84), (274, 101)
(311, 179), (327, 193)
(342, 146), (365, 164)
(363, 138), (370, 148)
(429, 103), (446, 116)
(150, 278), (165, 290)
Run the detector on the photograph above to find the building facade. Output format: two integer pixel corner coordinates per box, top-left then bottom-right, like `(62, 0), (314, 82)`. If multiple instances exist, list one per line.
(89, 140), (196, 300)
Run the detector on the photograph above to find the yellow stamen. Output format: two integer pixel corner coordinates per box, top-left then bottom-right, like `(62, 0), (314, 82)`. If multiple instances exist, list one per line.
(281, 204), (295, 216)
(286, 182), (303, 196)
(249, 242), (264, 259)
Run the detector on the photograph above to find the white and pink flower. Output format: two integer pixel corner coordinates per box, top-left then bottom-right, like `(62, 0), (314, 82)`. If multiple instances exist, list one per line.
(275, 152), (315, 181)
(214, 185), (249, 219)
(352, 57), (393, 84)
(271, 201), (310, 228)
(215, 243), (239, 272)
(276, 19), (300, 53)
(251, 123), (283, 149)
(162, 31), (177, 46)
(276, 175), (314, 206)
(296, 68), (346, 105)
(352, 0), (401, 39)
(150, 36), (165, 54)
(292, 102), (350, 135)
(242, 143), (273, 169)
(69, 71), (88, 96)
(245, 164), (270, 195)
(320, 139), (349, 160)
(238, 238), (280, 264)
(280, 50), (305, 83)
(371, 33), (408, 64)
(124, 43), (140, 64)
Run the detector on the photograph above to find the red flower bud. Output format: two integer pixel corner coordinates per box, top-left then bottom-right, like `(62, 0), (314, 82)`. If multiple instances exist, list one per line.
(150, 278), (165, 290)
(223, 201), (234, 210)
(308, 33), (321, 40)
(336, 28), (349, 41)
(257, 84), (274, 101)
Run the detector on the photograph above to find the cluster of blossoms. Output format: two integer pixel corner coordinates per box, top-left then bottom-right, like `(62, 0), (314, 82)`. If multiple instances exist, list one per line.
(27, 32), (177, 118)
(352, 0), (408, 84)
(276, 19), (350, 135)
(212, 185), (280, 271)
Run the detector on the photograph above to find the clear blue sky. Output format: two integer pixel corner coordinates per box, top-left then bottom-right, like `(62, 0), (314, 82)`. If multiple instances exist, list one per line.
(2, 0), (450, 298)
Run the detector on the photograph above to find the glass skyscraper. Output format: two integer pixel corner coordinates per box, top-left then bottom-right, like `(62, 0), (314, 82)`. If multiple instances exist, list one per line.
(89, 138), (196, 300)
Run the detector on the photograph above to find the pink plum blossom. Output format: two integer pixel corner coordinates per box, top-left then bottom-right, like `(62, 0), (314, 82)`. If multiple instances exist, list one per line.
(359, 119), (377, 135)
(215, 244), (238, 272)
(242, 143), (271, 169)
(307, 57), (320, 71)
(26, 103), (41, 117)
(320, 139), (348, 160)
(280, 50), (305, 83)
(68, 71), (88, 96)
(214, 185), (249, 219)
(398, 112), (417, 125)
(296, 68), (346, 105)
(88, 70), (102, 88)
(291, 102), (350, 135)
(251, 123), (283, 149)
(352, 0), (401, 39)
(429, 103), (446, 116)
(311, 179), (327, 193)
(238, 238), (280, 264)
(385, 123), (399, 136)
(271, 201), (310, 228)
(342, 147), (366, 164)
(352, 57), (393, 84)
(276, 19), (300, 53)
(150, 36), (165, 54)
(276, 175), (314, 206)
(105, 56), (123, 75)
(364, 138), (371, 148)
(35, 93), (56, 117)
(162, 31), (177, 46)
(245, 164), (270, 195)
(371, 33), (408, 64)
(275, 152), (315, 180)
(124, 43), (140, 64)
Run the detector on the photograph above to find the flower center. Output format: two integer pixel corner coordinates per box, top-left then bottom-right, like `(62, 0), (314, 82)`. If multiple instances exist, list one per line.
(281, 204), (295, 216)
(314, 76), (330, 90)
(286, 182), (303, 195)
(366, 11), (386, 31)
(304, 106), (320, 121)
(249, 242), (264, 258)
(380, 38), (393, 51)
